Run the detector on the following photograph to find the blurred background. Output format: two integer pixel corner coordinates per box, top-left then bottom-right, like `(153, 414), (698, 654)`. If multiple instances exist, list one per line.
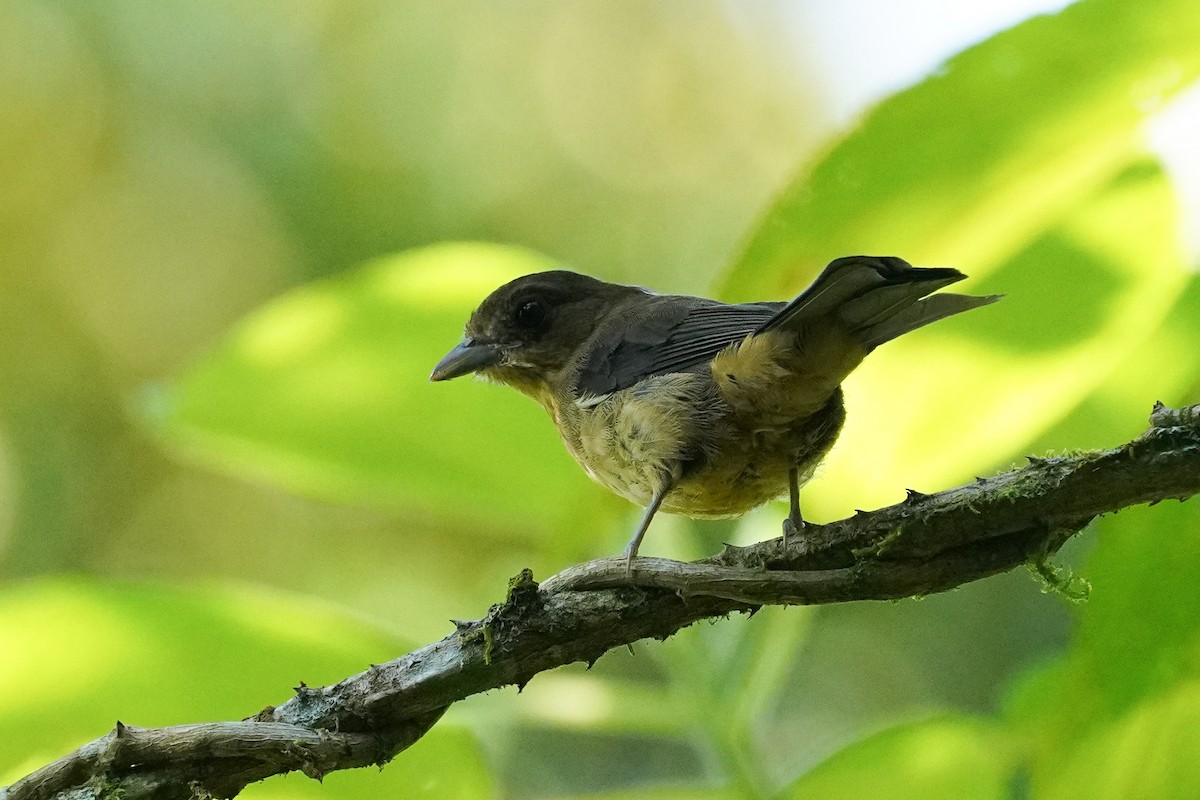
(3, 1), (1200, 798)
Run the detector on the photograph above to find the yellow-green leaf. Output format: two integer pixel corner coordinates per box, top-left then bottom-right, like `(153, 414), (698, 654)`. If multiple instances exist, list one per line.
(149, 242), (604, 539)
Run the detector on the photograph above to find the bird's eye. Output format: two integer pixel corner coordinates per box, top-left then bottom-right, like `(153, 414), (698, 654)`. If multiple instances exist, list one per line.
(515, 299), (547, 330)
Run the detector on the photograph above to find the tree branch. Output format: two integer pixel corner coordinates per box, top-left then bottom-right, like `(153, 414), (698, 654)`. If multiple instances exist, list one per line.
(5, 403), (1198, 800)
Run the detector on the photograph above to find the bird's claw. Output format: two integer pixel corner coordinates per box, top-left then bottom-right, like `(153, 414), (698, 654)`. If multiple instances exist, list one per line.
(782, 516), (805, 548)
(622, 546), (638, 580)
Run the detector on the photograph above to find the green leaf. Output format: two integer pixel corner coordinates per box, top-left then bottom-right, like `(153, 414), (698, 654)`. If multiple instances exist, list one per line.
(567, 789), (744, 800)
(714, 0), (1200, 515)
(804, 161), (1192, 517)
(0, 579), (493, 799)
(722, 0), (1200, 298)
(781, 716), (1010, 800)
(1033, 681), (1200, 800)
(148, 242), (603, 538)
(1019, 273), (1200, 454)
(1005, 501), (1200, 773)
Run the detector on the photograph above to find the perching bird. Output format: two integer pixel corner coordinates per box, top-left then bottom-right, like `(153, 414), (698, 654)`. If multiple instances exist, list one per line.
(431, 256), (999, 569)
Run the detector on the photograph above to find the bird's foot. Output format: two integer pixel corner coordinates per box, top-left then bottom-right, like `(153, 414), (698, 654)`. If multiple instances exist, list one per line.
(622, 545), (638, 580)
(782, 515), (805, 549)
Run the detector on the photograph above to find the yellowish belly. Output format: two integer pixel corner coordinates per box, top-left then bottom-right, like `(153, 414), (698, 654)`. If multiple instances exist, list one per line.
(665, 447), (796, 517)
(556, 377), (845, 518)
(559, 375), (702, 507)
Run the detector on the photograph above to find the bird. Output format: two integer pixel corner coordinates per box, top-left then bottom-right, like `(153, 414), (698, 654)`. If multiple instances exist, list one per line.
(430, 256), (999, 571)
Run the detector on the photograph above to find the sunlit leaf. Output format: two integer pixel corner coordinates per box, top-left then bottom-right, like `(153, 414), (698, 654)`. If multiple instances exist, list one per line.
(782, 716), (1010, 800)
(567, 788), (744, 800)
(0, 579), (492, 799)
(805, 161), (1193, 518)
(722, 0), (1200, 298)
(716, 0), (1200, 514)
(1033, 681), (1200, 800)
(148, 242), (606, 539)
(1019, 274), (1200, 453)
(1005, 500), (1200, 786)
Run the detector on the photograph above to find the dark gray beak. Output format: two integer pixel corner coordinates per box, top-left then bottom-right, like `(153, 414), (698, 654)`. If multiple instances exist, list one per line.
(430, 339), (501, 381)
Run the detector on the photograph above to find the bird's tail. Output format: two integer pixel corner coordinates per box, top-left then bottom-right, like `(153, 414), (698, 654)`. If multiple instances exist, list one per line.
(757, 255), (1000, 350)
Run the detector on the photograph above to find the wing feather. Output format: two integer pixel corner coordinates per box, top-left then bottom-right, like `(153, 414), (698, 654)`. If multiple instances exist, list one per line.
(575, 299), (783, 396)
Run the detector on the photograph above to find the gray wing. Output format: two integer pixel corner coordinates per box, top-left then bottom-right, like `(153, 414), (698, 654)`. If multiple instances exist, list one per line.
(575, 297), (785, 397)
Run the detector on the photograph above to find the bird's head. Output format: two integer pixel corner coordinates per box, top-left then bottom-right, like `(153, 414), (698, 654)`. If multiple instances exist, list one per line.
(430, 270), (641, 398)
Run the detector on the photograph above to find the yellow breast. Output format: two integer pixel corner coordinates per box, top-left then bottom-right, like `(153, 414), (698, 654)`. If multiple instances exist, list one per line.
(556, 373), (710, 507)
(547, 365), (846, 520)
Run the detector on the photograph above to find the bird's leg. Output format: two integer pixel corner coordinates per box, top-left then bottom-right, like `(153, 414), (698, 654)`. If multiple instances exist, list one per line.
(782, 466), (805, 548)
(623, 487), (668, 577)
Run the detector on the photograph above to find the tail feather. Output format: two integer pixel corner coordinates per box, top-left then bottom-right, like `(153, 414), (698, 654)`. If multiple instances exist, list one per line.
(839, 276), (961, 329)
(765, 260), (893, 322)
(859, 292), (1001, 348)
(756, 255), (996, 348)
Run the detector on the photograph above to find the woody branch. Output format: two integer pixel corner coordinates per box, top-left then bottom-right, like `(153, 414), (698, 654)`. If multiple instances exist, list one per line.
(4, 402), (1198, 800)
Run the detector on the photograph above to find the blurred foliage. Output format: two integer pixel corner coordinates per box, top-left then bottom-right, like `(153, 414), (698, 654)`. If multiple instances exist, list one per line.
(0, 580), (492, 798)
(149, 243), (597, 542)
(3, 1), (1200, 799)
(783, 716), (1010, 800)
